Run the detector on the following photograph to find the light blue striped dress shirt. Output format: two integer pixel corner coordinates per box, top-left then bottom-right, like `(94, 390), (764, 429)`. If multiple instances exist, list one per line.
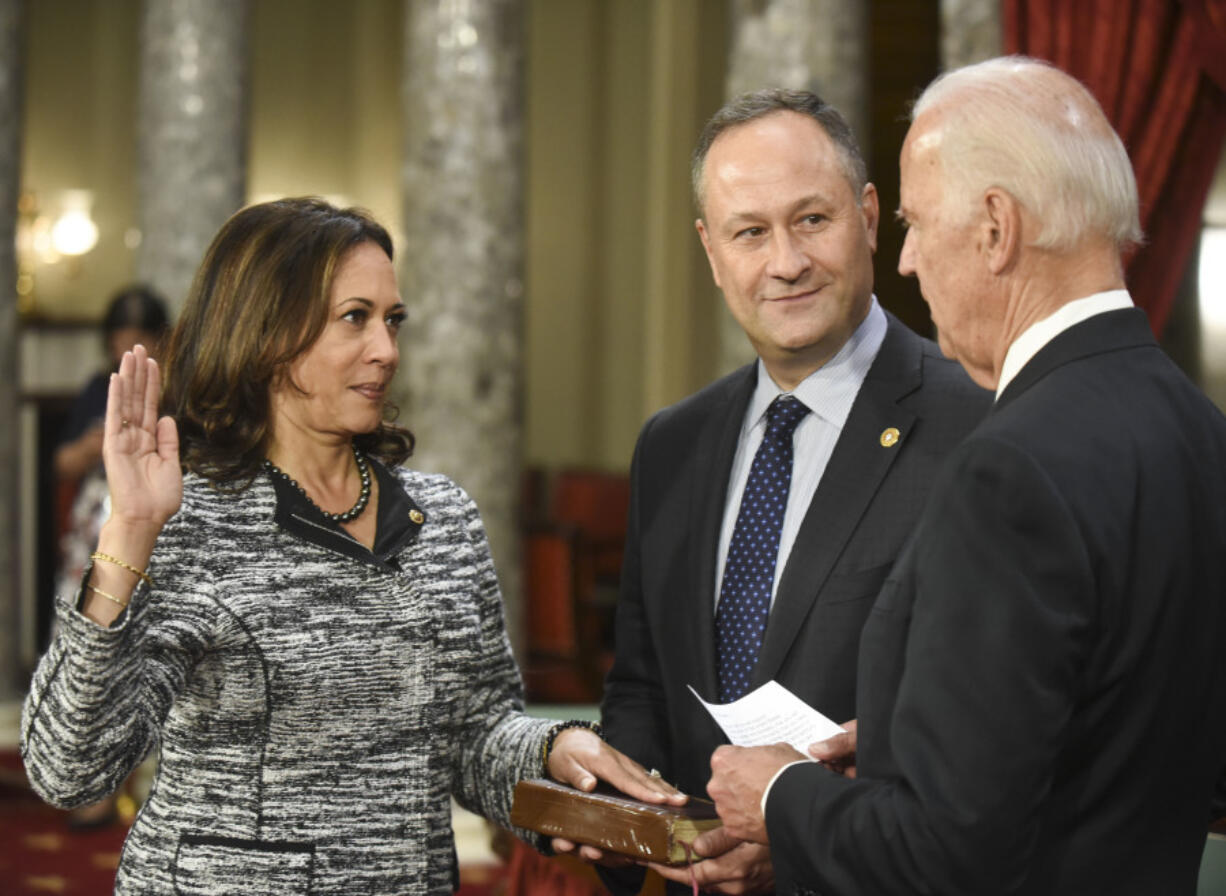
(714, 298), (888, 611)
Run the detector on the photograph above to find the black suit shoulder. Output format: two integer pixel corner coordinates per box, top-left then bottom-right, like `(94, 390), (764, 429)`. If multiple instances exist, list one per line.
(639, 363), (754, 441)
(873, 310), (991, 412)
(772, 312), (1226, 895)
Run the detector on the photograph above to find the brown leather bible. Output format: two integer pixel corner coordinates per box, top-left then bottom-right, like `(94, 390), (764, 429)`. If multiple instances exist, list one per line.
(509, 778), (722, 865)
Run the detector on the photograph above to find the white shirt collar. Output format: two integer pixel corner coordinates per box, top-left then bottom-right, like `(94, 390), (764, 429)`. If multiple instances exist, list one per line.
(996, 289), (1133, 399)
(748, 297), (887, 428)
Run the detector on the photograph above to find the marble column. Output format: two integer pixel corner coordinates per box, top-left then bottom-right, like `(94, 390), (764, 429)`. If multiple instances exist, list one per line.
(940, 0), (1002, 71)
(0, 0), (21, 699)
(720, 0), (869, 374)
(399, 0), (526, 654)
(136, 0), (248, 311)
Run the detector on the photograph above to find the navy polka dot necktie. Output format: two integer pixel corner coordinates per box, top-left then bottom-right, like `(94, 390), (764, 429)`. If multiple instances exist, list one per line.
(715, 394), (810, 702)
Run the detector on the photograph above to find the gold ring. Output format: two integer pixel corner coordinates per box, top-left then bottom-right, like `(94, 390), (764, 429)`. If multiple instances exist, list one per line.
(648, 768), (662, 778)
(121, 419), (130, 428)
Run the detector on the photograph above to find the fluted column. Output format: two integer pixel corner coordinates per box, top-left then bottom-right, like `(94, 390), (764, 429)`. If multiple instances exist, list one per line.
(940, 0), (1002, 70)
(0, 0), (22, 699)
(399, 0), (526, 654)
(720, 0), (869, 374)
(136, 0), (248, 311)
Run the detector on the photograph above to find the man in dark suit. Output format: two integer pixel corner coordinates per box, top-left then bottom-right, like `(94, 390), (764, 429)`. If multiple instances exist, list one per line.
(702, 57), (1226, 895)
(594, 89), (988, 894)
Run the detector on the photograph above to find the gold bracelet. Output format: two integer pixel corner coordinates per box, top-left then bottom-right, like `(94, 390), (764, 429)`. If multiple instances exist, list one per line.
(87, 583), (129, 609)
(90, 552), (153, 587)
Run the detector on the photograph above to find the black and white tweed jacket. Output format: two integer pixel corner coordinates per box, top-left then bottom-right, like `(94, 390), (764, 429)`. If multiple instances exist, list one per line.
(22, 460), (553, 895)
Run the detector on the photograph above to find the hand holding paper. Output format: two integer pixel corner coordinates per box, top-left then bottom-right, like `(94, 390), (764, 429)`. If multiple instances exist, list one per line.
(688, 681), (845, 752)
(688, 682), (845, 847)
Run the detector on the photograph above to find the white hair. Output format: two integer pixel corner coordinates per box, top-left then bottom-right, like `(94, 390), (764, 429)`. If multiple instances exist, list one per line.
(912, 56), (1142, 252)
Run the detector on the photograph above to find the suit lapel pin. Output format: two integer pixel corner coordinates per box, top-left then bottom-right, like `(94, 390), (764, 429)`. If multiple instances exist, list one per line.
(880, 427), (901, 448)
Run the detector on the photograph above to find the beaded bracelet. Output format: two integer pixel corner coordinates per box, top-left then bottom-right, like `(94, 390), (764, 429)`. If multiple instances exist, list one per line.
(541, 719), (605, 772)
(87, 583), (129, 609)
(91, 551), (154, 587)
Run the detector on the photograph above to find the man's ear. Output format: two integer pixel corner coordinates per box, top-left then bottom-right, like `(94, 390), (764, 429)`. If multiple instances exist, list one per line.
(695, 218), (721, 288)
(982, 188), (1022, 275)
(860, 183), (880, 253)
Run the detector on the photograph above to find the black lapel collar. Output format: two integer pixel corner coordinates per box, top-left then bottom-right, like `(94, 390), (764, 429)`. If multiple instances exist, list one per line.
(270, 456), (425, 572)
(995, 308), (1156, 410)
(754, 312), (921, 686)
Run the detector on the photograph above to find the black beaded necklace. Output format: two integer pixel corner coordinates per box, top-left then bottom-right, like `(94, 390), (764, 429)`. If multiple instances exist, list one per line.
(264, 444), (372, 523)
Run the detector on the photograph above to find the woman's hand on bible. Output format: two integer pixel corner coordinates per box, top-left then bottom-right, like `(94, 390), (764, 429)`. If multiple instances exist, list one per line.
(547, 728), (688, 806)
(546, 730), (689, 863)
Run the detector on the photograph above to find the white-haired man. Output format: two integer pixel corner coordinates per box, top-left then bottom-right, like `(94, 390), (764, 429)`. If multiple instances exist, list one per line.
(698, 56), (1226, 895)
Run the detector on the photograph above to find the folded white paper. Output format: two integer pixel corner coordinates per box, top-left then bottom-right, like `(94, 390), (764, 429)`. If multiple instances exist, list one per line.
(688, 681), (845, 754)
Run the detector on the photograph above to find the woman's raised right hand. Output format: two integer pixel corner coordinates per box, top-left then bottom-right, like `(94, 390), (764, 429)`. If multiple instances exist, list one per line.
(102, 344), (182, 535)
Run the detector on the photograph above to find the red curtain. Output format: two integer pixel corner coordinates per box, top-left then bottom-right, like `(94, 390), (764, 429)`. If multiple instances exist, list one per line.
(1004, 0), (1226, 336)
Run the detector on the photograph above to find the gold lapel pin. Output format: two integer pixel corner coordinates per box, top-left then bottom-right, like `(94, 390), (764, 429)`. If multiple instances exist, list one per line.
(880, 427), (901, 448)
(409, 509), (424, 524)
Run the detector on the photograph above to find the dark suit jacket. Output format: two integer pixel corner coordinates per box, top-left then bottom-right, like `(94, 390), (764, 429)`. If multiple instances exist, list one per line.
(769, 308), (1226, 895)
(599, 312), (989, 893)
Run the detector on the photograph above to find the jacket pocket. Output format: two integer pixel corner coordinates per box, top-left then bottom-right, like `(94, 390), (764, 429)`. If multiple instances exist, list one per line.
(173, 834), (315, 896)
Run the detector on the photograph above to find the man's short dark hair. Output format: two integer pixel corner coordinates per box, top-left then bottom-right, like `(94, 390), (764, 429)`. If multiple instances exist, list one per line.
(691, 88), (868, 216)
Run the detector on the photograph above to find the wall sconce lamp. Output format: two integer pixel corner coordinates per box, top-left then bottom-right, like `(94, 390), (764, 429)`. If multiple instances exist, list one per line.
(49, 190), (100, 257)
(15, 189), (100, 314)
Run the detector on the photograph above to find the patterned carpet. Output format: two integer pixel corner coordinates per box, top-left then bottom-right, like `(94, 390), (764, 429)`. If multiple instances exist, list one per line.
(0, 749), (126, 895)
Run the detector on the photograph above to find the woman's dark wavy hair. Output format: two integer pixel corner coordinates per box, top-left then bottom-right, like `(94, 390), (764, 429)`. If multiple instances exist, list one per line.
(160, 196), (415, 486)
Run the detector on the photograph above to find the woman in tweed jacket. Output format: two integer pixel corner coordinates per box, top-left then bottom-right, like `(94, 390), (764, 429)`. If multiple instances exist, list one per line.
(21, 198), (681, 895)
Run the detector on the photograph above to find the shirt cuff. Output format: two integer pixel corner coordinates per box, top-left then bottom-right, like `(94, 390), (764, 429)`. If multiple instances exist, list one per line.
(761, 758), (817, 819)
